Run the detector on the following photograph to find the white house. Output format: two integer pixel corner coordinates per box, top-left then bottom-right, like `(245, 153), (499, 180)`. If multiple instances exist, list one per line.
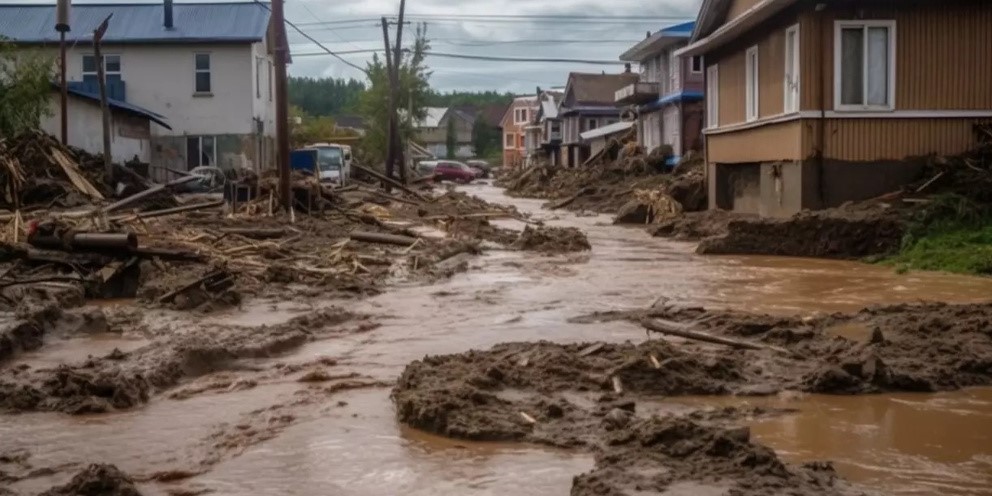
(0, 1), (284, 180)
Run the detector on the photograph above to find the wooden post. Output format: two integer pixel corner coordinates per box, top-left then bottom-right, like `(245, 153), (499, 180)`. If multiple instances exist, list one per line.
(392, 0), (407, 184)
(273, 0), (291, 211)
(380, 17), (396, 189)
(93, 15), (113, 187)
(56, 0), (71, 146)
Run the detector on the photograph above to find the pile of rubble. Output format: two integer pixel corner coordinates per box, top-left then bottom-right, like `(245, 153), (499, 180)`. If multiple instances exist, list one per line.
(497, 145), (706, 224)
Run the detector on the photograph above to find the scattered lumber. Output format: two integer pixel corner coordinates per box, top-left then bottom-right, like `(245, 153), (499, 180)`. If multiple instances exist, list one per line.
(218, 228), (287, 239)
(352, 163), (429, 202)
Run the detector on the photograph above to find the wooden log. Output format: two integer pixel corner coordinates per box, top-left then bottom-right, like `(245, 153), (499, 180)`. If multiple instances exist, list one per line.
(649, 354), (661, 369)
(0, 275), (84, 288)
(349, 231), (419, 247)
(519, 411), (537, 424)
(577, 342), (605, 357)
(218, 228), (286, 239)
(101, 175), (198, 214)
(130, 246), (206, 262)
(352, 163), (429, 202)
(641, 318), (791, 355)
(611, 376), (624, 394)
(111, 200), (224, 222)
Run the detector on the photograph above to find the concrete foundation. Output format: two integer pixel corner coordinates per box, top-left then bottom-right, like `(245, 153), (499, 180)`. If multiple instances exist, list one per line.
(709, 158), (925, 217)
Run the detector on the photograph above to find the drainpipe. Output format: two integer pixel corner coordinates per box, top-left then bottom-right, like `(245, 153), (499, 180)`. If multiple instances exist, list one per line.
(816, 2), (827, 206)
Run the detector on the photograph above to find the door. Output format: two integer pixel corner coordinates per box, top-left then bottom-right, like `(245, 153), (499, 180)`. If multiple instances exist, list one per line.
(663, 107), (681, 157)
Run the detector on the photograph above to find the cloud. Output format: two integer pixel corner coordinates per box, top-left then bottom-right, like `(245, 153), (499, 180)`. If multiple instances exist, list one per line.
(287, 0), (704, 93)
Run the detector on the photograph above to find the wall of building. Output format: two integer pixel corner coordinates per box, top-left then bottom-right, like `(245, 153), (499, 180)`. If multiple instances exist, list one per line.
(41, 96), (150, 163)
(707, 120), (803, 163)
(799, 0), (992, 112)
(801, 117), (990, 162)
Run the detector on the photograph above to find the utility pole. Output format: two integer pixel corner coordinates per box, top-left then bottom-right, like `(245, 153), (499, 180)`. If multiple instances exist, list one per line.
(273, 0), (291, 210)
(392, 0), (407, 184)
(93, 14), (113, 186)
(380, 17), (396, 187)
(55, 0), (71, 146)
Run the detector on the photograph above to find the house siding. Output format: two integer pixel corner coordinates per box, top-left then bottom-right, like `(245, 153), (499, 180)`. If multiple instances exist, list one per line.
(802, 117), (991, 162)
(726, 0), (766, 22)
(707, 120), (803, 163)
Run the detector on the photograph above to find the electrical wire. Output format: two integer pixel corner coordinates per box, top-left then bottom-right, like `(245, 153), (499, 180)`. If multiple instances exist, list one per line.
(253, 0), (369, 75)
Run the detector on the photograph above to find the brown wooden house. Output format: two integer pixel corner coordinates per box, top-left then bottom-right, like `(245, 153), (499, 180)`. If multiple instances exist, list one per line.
(678, 0), (992, 217)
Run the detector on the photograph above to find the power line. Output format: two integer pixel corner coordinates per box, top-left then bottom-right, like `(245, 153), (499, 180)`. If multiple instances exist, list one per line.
(298, 1), (365, 52)
(425, 51), (625, 65)
(253, 0), (369, 75)
(289, 37), (645, 47)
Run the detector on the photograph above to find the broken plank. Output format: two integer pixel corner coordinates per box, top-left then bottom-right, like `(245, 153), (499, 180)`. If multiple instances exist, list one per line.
(577, 342), (605, 357)
(352, 163), (429, 202)
(641, 318), (791, 355)
(519, 411), (537, 424)
(649, 354), (661, 369)
(611, 376), (624, 394)
(349, 231), (419, 247)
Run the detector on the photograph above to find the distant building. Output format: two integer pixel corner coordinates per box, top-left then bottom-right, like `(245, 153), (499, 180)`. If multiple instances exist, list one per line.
(414, 107), (475, 159)
(524, 88), (564, 166)
(559, 71), (639, 167)
(332, 114), (366, 136)
(617, 22), (704, 165)
(500, 96), (540, 168)
(0, 1), (285, 181)
(680, 0), (992, 217)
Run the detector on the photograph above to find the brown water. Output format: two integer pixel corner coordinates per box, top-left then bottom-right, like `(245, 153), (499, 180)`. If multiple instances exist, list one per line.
(3, 182), (992, 495)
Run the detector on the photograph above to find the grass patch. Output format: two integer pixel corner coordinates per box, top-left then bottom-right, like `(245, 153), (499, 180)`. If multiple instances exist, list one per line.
(880, 194), (992, 275)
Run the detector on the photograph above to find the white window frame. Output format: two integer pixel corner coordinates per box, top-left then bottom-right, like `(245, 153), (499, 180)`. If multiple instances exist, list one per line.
(706, 64), (719, 129)
(514, 108), (529, 124)
(586, 118), (598, 131)
(82, 54), (121, 80)
(504, 133), (515, 149)
(194, 53), (212, 94)
(833, 20), (896, 112)
(745, 45), (759, 122)
(255, 57), (263, 99)
(784, 24), (801, 113)
(187, 136), (217, 168)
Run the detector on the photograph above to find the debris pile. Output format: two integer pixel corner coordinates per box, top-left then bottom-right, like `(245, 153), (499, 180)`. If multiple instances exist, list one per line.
(511, 225), (591, 254)
(497, 150), (706, 223)
(38, 464), (142, 496)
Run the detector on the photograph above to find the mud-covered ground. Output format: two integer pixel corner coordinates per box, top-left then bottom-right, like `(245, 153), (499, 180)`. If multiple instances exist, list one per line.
(392, 300), (992, 493)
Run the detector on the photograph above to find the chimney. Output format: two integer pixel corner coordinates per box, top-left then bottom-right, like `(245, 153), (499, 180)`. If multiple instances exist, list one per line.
(646, 31), (651, 38)
(164, 0), (174, 29)
(624, 63), (631, 73)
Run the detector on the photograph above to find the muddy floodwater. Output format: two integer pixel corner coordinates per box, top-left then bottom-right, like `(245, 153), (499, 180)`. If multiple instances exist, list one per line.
(3, 183), (992, 495)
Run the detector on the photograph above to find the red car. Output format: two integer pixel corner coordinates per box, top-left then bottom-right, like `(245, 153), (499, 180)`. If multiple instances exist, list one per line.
(433, 161), (477, 183)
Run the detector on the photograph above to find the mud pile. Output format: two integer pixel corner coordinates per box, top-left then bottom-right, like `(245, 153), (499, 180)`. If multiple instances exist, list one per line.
(695, 203), (906, 259)
(511, 225), (591, 254)
(0, 308), (362, 414)
(573, 416), (859, 496)
(38, 464), (142, 496)
(649, 209), (740, 240)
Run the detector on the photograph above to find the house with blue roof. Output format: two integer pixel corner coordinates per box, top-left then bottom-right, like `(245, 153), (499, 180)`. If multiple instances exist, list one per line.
(0, 1), (285, 180)
(616, 21), (705, 165)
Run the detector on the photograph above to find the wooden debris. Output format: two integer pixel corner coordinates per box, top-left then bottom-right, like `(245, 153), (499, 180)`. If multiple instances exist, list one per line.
(519, 411), (537, 424)
(641, 318), (792, 355)
(611, 376), (624, 394)
(649, 354), (661, 369)
(349, 231), (419, 247)
(577, 342), (605, 357)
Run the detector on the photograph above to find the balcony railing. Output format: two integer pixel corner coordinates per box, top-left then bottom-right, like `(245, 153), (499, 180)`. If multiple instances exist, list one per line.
(614, 82), (659, 105)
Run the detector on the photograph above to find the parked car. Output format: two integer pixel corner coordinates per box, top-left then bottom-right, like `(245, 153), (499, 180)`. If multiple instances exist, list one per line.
(433, 161), (477, 183)
(465, 159), (492, 178)
(416, 160), (438, 177)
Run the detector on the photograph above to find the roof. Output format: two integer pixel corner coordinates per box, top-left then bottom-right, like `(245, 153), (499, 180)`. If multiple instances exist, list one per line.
(580, 120), (634, 141)
(539, 90), (564, 120)
(61, 86), (171, 129)
(564, 72), (640, 106)
(0, 2), (271, 45)
(619, 21), (695, 62)
(417, 107), (449, 128)
(479, 103), (507, 128)
(678, 0), (795, 57)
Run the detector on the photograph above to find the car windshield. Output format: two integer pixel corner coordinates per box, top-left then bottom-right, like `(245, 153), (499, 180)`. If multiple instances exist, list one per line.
(316, 148), (343, 171)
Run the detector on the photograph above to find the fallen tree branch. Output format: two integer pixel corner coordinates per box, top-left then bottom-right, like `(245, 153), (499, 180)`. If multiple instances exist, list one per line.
(640, 318), (792, 356)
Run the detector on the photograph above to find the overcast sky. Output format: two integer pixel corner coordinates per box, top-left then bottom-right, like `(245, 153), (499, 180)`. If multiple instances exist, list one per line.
(1, 0), (702, 93)
(287, 0), (703, 93)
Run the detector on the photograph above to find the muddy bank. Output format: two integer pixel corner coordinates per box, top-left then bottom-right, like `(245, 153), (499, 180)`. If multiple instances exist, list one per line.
(573, 416), (861, 496)
(0, 305), (107, 366)
(0, 308), (369, 414)
(695, 203), (906, 259)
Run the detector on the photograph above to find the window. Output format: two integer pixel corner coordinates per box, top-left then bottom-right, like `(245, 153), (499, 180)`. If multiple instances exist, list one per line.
(706, 65), (719, 128)
(669, 51), (681, 92)
(745, 46), (759, 121)
(514, 108), (529, 124)
(504, 133), (515, 149)
(586, 118), (598, 131)
(82, 54), (121, 83)
(691, 56), (703, 73)
(835, 21), (895, 110)
(194, 53), (211, 94)
(186, 136), (216, 169)
(518, 135), (525, 148)
(551, 121), (561, 134)
(784, 24), (800, 113)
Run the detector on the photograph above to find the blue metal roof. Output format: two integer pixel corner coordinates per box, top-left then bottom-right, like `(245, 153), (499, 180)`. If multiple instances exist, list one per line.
(0, 2), (270, 45)
(659, 21), (695, 38)
(638, 90), (705, 112)
(619, 21), (696, 62)
(62, 85), (172, 129)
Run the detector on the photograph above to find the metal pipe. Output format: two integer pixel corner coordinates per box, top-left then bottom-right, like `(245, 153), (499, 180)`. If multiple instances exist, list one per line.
(71, 232), (138, 250)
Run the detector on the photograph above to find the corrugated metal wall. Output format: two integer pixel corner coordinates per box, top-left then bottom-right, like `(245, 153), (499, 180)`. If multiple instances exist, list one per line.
(814, 118), (989, 161)
(801, 0), (992, 111)
(707, 120), (803, 162)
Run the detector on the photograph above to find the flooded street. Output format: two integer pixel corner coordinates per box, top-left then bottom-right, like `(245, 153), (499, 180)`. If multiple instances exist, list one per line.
(3, 183), (992, 495)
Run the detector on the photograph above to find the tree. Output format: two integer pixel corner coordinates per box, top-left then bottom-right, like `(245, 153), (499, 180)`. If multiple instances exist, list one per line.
(471, 113), (499, 158)
(288, 77), (365, 117)
(288, 105), (338, 147)
(445, 115), (457, 159)
(358, 24), (432, 166)
(0, 40), (54, 137)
